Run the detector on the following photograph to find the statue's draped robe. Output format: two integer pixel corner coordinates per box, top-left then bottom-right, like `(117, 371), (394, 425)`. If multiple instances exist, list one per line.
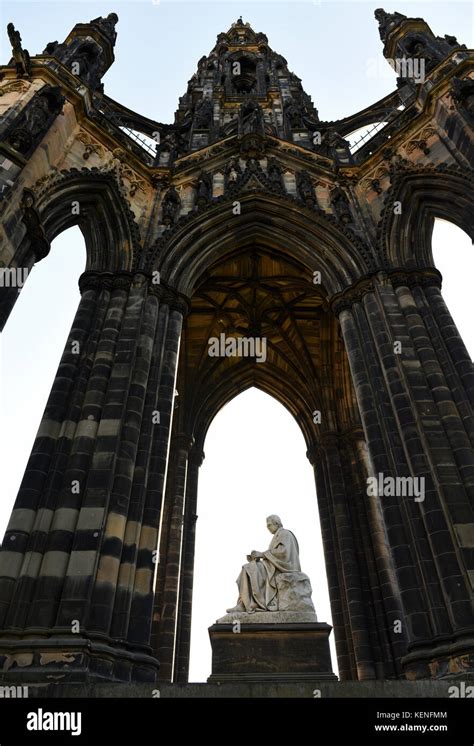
(236, 528), (301, 611)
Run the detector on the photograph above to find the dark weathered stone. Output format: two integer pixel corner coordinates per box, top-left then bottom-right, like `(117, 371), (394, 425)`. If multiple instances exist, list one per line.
(208, 622), (337, 683)
(0, 9), (473, 687)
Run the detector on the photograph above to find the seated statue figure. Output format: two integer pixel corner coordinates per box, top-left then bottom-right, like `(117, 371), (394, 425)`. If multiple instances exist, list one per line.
(227, 515), (301, 613)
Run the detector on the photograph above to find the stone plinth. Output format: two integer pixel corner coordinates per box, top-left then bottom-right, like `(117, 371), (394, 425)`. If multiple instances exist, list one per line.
(208, 618), (337, 683)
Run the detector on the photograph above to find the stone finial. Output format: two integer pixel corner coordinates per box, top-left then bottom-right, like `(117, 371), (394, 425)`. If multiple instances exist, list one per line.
(374, 8), (407, 42)
(89, 12), (119, 44)
(7, 22), (31, 77)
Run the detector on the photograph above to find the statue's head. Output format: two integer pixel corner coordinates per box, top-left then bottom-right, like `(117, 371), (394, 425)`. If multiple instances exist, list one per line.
(266, 515), (282, 534)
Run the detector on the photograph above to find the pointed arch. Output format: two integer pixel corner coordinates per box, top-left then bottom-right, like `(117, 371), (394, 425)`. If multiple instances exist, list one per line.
(33, 168), (142, 272)
(146, 192), (374, 297)
(378, 165), (474, 268)
(188, 363), (319, 453)
(432, 217), (474, 359)
(0, 168), (141, 331)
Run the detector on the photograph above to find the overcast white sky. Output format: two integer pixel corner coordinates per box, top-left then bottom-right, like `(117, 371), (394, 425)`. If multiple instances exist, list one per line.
(0, 1), (472, 683)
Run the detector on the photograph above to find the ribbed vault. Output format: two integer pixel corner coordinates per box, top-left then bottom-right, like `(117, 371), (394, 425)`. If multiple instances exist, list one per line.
(175, 246), (360, 450)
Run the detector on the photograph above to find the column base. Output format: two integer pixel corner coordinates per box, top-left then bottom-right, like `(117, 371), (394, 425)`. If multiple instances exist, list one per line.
(402, 635), (474, 680)
(208, 621), (337, 683)
(0, 636), (160, 683)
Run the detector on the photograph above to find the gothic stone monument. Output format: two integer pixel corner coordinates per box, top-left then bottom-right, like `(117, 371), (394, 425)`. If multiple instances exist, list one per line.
(208, 516), (336, 683)
(0, 10), (473, 686)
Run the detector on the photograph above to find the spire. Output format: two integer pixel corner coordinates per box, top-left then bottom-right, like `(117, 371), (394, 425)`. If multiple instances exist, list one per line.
(41, 12), (119, 92)
(374, 7), (466, 80)
(89, 12), (119, 45)
(374, 8), (407, 42)
(161, 19), (320, 163)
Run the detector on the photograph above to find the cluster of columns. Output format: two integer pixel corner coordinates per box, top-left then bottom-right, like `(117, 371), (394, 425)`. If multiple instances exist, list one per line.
(151, 436), (204, 683)
(331, 267), (474, 679)
(308, 428), (406, 681)
(0, 264), (472, 683)
(0, 270), (187, 681)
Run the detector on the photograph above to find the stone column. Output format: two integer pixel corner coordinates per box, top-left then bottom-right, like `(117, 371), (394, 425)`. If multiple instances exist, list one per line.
(310, 435), (383, 681)
(174, 445), (204, 683)
(0, 271), (188, 682)
(308, 442), (355, 680)
(126, 291), (186, 653)
(332, 268), (474, 679)
(153, 433), (194, 682)
(421, 284), (474, 413)
(340, 430), (406, 679)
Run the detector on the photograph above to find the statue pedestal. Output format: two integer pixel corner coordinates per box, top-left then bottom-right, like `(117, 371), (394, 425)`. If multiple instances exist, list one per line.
(208, 614), (337, 683)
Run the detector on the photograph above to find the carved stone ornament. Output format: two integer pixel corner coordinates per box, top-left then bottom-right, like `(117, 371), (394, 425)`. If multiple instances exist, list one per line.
(20, 189), (50, 261)
(7, 23), (31, 77)
(161, 185), (181, 226)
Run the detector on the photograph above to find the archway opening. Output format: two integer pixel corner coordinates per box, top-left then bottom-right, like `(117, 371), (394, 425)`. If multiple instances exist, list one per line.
(432, 218), (474, 359)
(0, 226), (85, 541)
(231, 56), (257, 93)
(189, 387), (335, 682)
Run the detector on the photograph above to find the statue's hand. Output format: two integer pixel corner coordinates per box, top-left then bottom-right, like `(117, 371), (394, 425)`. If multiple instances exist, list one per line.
(251, 551), (264, 560)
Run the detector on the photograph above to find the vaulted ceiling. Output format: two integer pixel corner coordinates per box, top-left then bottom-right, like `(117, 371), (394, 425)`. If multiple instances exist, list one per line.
(174, 247), (360, 449)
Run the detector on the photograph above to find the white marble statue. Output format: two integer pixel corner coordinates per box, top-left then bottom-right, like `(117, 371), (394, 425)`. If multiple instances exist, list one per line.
(226, 515), (315, 616)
